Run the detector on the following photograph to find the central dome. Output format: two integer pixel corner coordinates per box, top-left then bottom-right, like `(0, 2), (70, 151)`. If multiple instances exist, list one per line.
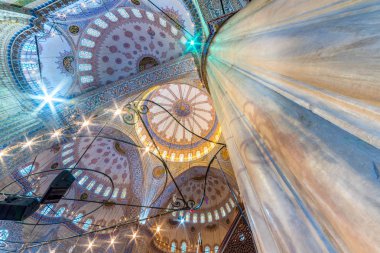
(135, 83), (221, 162)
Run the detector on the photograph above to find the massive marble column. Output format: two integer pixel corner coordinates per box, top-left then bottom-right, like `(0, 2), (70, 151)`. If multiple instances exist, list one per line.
(205, 1), (380, 252)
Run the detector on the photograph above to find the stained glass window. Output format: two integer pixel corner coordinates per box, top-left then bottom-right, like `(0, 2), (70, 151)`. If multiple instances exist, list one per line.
(86, 180), (96, 190)
(73, 170), (83, 178)
(95, 184), (103, 194)
(117, 8), (129, 18)
(105, 12), (118, 22)
(204, 246), (210, 253)
(21, 63), (38, 71)
(192, 213), (198, 223)
(80, 75), (94, 83)
(20, 165), (35, 176)
(229, 198), (235, 208)
(220, 207), (226, 217)
(181, 241), (187, 252)
(0, 229), (9, 241)
(146, 11), (154, 21)
(55, 207), (65, 217)
(26, 190), (35, 196)
(171, 241), (176, 252)
(112, 188), (119, 198)
(41, 204), (53, 215)
(23, 43), (37, 51)
(62, 143), (74, 150)
(94, 18), (108, 28)
(103, 186), (111, 197)
(226, 202), (231, 213)
(78, 51), (93, 59)
(214, 210), (220, 220)
(78, 176), (88, 185)
(63, 156), (74, 165)
(86, 28), (100, 37)
(200, 213), (205, 223)
(171, 26), (178, 36)
(79, 64), (92, 71)
(185, 212), (190, 222)
(214, 245), (219, 253)
(61, 149), (72, 157)
(80, 38), (95, 48)
(132, 8), (142, 18)
(83, 218), (92, 230)
(207, 212), (213, 222)
(73, 213), (83, 224)
(121, 188), (127, 198)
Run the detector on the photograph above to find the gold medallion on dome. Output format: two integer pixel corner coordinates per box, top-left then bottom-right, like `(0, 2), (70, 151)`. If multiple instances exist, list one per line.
(135, 83), (221, 162)
(152, 166), (165, 179)
(68, 25), (80, 35)
(221, 149), (230, 161)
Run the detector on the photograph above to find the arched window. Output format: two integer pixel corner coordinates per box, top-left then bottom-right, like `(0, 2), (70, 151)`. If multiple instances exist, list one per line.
(204, 245), (211, 253)
(26, 189), (36, 196)
(171, 241), (177, 252)
(121, 188), (127, 198)
(226, 202), (231, 213)
(61, 149), (72, 157)
(95, 184), (103, 194)
(181, 241), (187, 252)
(220, 207), (226, 217)
(63, 156), (74, 166)
(55, 207), (65, 217)
(0, 229), (9, 241)
(20, 165), (35, 176)
(112, 188), (119, 198)
(200, 213), (205, 223)
(73, 170), (83, 178)
(82, 218), (92, 230)
(73, 213), (84, 224)
(192, 213), (198, 223)
(41, 204), (53, 215)
(214, 245), (219, 253)
(229, 198), (235, 208)
(78, 176), (88, 185)
(86, 180), (96, 190)
(185, 212), (190, 222)
(207, 212), (213, 222)
(214, 210), (220, 220)
(103, 186), (111, 197)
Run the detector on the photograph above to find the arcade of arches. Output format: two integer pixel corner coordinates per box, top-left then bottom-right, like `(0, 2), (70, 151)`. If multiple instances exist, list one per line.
(0, 0), (379, 252)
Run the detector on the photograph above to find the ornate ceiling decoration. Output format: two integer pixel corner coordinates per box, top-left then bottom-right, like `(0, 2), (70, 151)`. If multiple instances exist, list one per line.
(77, 7), (186, 90)
(135, 83), (221, 162)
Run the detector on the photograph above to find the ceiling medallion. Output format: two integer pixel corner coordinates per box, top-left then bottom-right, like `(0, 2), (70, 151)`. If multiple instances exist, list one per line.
(221, 148), (229, 161)
(131, 0), (140, 5)
(68, 25), (80, 35)
(152, 166), (165, 179)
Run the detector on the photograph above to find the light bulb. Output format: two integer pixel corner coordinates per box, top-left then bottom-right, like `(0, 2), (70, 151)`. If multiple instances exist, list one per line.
(114, 109), (122, 115)
(82, 120), (90, 127)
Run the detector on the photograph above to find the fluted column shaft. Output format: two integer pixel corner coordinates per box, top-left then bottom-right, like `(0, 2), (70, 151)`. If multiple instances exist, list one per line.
(206, 1), (380, 252)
